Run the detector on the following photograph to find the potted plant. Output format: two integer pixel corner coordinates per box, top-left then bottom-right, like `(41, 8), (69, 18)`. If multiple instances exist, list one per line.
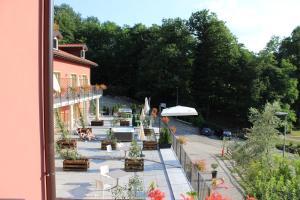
(178, 136), (188, 145)
(58, 148), (89, 171)
(159, 127), (172, 149)
(120, 119), (130, 126)
(125, 140), (144, 171)
(147, 181), (165, 200)
(76, 105), (92, 135)
(195, 160), (206, 172)
(55, 109), (77, 149)
(101, 129), (117, 150)
(211, 163), (218, 179)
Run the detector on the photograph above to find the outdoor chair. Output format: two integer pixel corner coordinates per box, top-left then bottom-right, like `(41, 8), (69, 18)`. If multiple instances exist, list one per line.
(106, 144), (118, 159)
(95, 165), (115, 198)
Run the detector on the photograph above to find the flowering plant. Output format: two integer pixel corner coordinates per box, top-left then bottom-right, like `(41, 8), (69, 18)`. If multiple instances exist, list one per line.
(178, 136), (188, 145)
(162, 116), (170, 124)
(180, 191), (198, 200)
(195, 160), (206, 172)
(148, 188), (165, 200)
(170, 126), (177, 134)
(151, 108), (158, 118)
(205, 192), (230, 200)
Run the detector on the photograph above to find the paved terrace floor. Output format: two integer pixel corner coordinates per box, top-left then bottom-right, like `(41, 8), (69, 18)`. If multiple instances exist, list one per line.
(55, 127), (192, 199)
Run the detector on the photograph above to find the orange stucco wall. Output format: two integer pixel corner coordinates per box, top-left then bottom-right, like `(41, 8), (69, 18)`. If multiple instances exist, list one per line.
(0, 0), (45, 199)
(54, 58), (91, 81)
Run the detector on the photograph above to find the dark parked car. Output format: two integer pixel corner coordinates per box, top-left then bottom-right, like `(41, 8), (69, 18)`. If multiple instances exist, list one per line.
(200, 128), (214, 136)
(223, 130), (232, 138)
(214, 129), (232, 139)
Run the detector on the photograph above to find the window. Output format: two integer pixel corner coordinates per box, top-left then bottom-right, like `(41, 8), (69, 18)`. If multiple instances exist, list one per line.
(82, 75), (88, 85)
(53, 37), (58, 50)
(80, 50), (85, 58)
(71, 74), (77, 87)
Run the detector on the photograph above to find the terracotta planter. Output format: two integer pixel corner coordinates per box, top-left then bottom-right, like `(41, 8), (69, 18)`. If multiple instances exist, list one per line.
(101, 140), (117, 150)
(143, 141), (158, 150)
(91, 120), (104, 126)
(159, 143), (172, 149)
(120, 120), (130, 126)
(56, 139), (77, 149)
(144, 128), (154, 136)
(125, 158), (144, 172)
(63, 159), (89, 171)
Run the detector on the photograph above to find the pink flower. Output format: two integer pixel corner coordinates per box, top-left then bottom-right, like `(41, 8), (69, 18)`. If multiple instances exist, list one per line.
(205, 192), (231, 200)
(180, 194), (194, 200)
(148, 189), (165, 200)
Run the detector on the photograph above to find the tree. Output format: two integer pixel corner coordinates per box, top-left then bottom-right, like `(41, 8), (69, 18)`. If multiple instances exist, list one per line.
(232, 102), (281, 167)
(54, 4), (82, 43)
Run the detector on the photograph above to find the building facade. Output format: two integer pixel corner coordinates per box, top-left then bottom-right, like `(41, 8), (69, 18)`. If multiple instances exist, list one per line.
(53, 35), (102, 132)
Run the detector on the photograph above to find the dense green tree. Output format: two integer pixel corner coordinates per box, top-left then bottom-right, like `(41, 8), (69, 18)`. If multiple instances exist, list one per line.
(54, 4), (82, 43)
(189, 10), (248, 121)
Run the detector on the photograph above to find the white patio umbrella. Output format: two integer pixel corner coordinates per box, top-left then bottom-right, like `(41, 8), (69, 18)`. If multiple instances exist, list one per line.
(161, 105), (198, 116)
(144, 97), (150, 115)
(139, 123), (145, 140)
(140, 108), (145, 121)
(53, 74), (61, 93)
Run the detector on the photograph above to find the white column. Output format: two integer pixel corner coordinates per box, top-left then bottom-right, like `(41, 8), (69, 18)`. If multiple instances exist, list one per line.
(96, 97), (100, 121)
(69, 104), (74, 131)
(84, 101), (89, 124)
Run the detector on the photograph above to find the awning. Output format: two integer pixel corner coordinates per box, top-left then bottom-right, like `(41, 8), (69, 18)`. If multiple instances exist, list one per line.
(161, 105), (198, 116)
(53, 74), (61, 93)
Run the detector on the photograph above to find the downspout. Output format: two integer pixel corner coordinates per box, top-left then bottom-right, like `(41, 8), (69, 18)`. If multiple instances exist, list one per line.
(42, 0), (56, 199)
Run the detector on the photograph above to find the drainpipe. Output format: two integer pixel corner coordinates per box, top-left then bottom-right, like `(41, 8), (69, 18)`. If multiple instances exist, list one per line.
(41, 0), (56, 199)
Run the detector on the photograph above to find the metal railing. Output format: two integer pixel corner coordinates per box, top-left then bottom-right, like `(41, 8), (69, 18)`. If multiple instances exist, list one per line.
(171, 133), (211, 200)
(53, 78), (103, 106)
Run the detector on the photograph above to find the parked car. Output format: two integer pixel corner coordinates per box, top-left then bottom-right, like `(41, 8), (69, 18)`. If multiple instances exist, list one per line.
(200, 128), (214, 136)
(222, 130), (232, 139)
(214, 129), (232, 139)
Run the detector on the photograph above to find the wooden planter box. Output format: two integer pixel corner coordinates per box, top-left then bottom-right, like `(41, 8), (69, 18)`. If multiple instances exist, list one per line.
(91, 120), (104, 126)
(101, 140), (117, 150)
(125, 158), (144, 172)
(63, 159), (89, 171)
(120, 120), (130, 126)
(56, 139), (77, 149)
(144, 128), (154, 136)
(143, 141), (158, 150)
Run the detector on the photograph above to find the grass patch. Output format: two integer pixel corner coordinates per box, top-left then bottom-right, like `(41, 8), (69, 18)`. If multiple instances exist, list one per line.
(291, 130), (300, 137)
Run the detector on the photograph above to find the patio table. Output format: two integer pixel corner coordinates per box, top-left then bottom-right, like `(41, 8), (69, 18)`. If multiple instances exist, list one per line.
(108, 169), (129, 188)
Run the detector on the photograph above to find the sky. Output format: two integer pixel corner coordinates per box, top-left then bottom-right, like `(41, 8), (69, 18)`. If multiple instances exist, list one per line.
(54, 0), (300, 53)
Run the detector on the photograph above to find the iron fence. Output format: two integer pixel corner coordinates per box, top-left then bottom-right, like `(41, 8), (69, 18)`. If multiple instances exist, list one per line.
(171, 133), (211, 200)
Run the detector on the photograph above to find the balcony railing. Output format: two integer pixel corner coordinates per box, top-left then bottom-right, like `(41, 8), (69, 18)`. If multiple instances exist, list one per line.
(53, 78), (103, 106)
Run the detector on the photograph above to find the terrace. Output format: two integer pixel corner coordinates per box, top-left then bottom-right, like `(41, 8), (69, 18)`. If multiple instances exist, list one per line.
(55, 126), (194, 199)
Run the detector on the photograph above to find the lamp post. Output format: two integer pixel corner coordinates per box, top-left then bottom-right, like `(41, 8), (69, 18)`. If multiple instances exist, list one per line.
(275, 111), (288, 158)
(176, 87), (178, 105)
(158, 103), (166, 132)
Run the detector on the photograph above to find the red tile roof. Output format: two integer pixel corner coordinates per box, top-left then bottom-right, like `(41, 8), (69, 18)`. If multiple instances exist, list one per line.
(59, 44), (88, 51)
(53, 49), (98, 67)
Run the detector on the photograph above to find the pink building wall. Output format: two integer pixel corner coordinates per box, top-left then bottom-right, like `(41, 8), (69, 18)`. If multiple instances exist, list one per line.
(0, 0), (47, 199)
(54, 58), (91, 81)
